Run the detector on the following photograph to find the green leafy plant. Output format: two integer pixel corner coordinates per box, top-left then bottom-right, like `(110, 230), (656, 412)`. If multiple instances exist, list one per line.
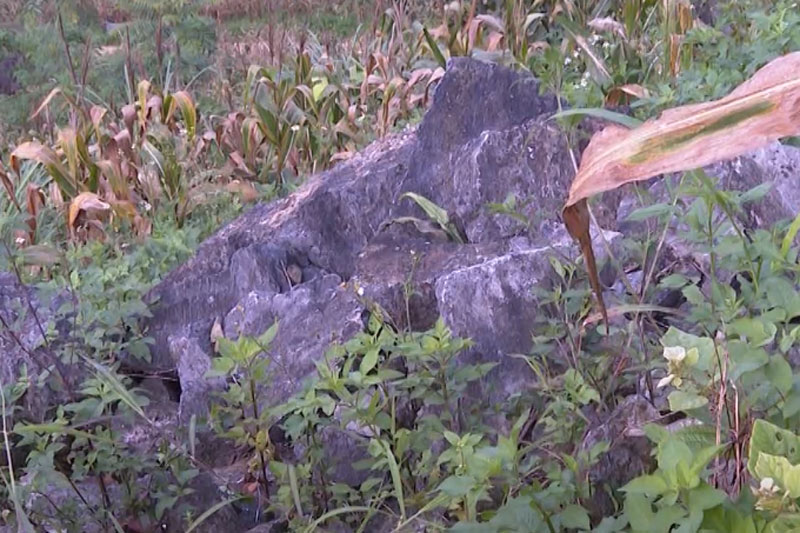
(207, 321), (279, 500)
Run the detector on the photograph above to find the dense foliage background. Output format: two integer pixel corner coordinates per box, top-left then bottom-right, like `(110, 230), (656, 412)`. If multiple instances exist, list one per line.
(2, 0), (800, 531)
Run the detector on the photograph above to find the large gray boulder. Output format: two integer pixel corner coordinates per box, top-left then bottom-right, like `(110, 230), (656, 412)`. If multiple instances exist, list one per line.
(143, 58), (580, 426)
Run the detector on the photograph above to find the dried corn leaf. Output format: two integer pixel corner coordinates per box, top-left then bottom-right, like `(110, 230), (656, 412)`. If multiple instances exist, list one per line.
(563, 52), (800, 321)
(68, 192), (110, 231)
(11, 142), (77, 198)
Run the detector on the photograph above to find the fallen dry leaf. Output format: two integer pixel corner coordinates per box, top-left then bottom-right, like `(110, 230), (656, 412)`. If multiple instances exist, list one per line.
(563, 51), (800, 322)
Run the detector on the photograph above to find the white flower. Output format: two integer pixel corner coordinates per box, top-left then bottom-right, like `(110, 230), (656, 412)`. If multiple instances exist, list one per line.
(760, 477), (779, 493)
(357, 286), (365, 296)
(663, 346), (687, 363)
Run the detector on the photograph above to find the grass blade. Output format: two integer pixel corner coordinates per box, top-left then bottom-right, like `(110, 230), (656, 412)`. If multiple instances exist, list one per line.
(551, 108), (643, 129)
(184, 496), (244, 533)
(782, 211), (800, 259)
(423, 27), (447, 69)
(302, 506), (372, 533)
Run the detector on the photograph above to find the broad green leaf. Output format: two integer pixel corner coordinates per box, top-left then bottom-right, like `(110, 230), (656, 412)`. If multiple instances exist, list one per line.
(728, 340), (769, 380)
(659, 273), (691, 289)
(559, 504), (590, 530)
(485, 495), (546, 531)
(401, 192), (449, 227)
(623, 493), (654, 532)
(764, 278), (800, 320)
(770, 514), (800, 533)
(443, 430), (460, 445)
(651, 505), (689, 533)
(728, 317), (777, 347)
(437, 475), (477, 497)
(700, 505), (758, 533)
(360, 347), (379, 374)
(657, 437), (693, 474)
(672, 424), (718, 453)
(689, 445), (727, 480)
(748, 419), (800, 475)
(400, 191), (464, 243)
(661, 328), (715, 372)
(642, 422), (670, 444)
(738, 182), (772, 204)
(668, 391), (709, 412)
(621, 474), (668, 496)
(754, 453), (800, 498)
(765, 355), (794, 395)
(687, 482), (726, 513)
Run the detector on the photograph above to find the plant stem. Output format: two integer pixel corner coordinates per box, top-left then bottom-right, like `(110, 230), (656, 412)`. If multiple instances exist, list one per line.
(249, 377), (270, 499)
